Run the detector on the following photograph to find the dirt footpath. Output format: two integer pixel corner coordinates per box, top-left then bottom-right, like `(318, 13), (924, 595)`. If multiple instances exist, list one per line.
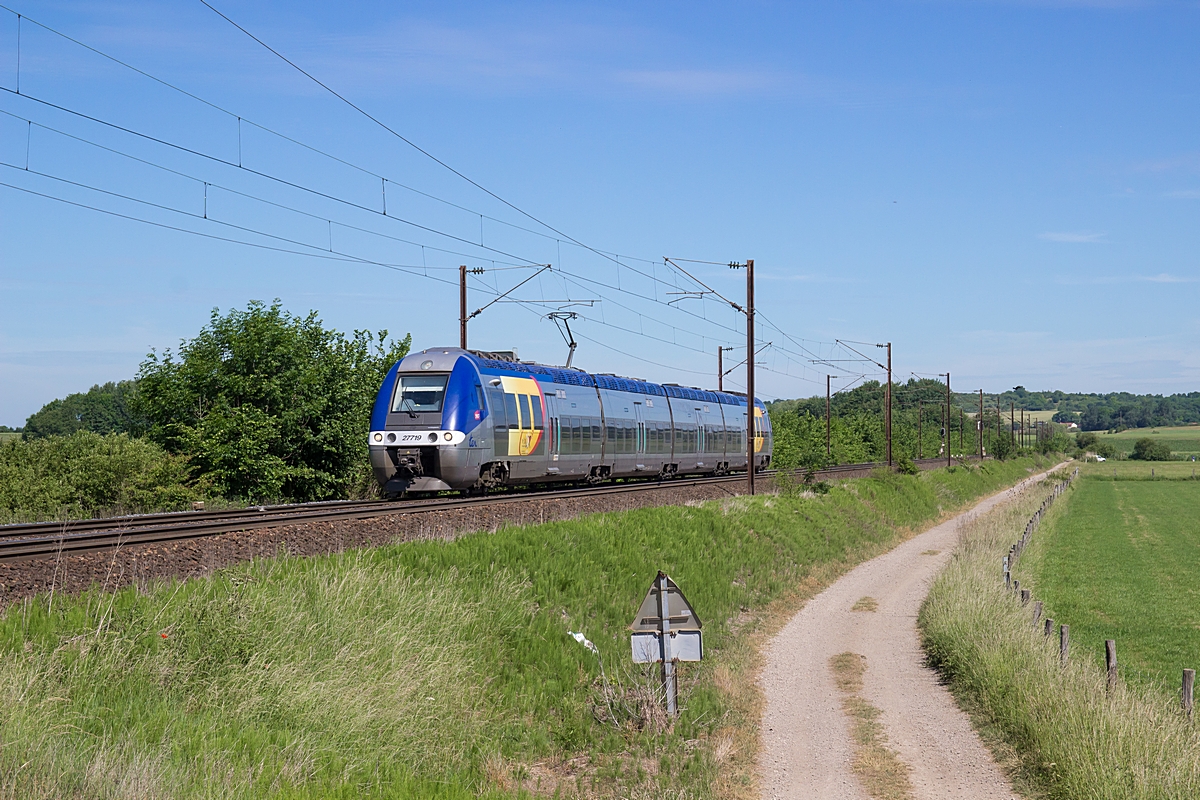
(758, 468), (1061, 800)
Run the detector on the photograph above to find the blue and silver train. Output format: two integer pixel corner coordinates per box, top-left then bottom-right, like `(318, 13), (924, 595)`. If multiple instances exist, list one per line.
(368, 347), (772, 493)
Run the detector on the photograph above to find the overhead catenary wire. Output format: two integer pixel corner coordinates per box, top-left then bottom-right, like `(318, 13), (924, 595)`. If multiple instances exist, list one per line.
(0, 3), (869, 397)
(196, 0), (687, 282)
(0, 107), (535, 270)
(0, 4), (843, 376)
(0, 85), (557, 269)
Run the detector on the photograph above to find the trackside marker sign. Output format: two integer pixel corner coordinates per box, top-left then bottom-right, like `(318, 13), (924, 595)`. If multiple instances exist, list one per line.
(630, 571), (703, 716)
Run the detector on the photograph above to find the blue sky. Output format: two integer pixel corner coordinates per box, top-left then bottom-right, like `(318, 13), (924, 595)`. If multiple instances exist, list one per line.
(1, 0), (1197, 426)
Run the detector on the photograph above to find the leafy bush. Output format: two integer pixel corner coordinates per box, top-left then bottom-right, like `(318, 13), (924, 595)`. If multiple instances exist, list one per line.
(0, 432), (199, 522)
(1130, 437), (1172, 461)
(1075, 431), (1098, 450)
(989, 428), (1014, 460)
(136, 301), (410, 502)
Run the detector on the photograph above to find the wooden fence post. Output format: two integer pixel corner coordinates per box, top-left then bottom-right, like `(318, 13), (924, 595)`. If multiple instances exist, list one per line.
(1184, 670), (1195, 719)
(1045, 618), (1054, 637)
(1032, 600), (1043, 627)
(1020, 589), (1031, 605)
(1060, 624), (1070, 665)
(1105, 640), (1117, 694)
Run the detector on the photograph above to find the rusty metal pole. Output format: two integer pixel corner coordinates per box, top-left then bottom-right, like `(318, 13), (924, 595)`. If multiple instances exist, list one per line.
(747, 259), (756, 496)
(918, 400), (923, 459)
(1011, 402), (1016, 449)
(826, 374), (832, 460)
(459, 265), (468, 350)
(978, 388), (983, 458)
(886, 343), (892, 467)
(996, 397), (1001, 444)
(946, 371), (952, 467)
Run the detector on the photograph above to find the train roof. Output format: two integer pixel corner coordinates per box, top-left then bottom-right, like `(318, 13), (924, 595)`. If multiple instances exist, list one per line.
(440, 348), (755, 407)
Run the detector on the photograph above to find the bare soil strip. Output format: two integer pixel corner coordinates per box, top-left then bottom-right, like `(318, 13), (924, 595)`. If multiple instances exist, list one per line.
(758, 469), (1061, 800)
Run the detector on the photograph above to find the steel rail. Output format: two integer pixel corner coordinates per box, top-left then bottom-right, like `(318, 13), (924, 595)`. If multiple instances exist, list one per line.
(0, 458), (968, 562)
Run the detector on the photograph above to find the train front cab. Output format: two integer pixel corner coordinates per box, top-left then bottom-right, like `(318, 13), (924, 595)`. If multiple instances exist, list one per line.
(369, 349), (489, 493)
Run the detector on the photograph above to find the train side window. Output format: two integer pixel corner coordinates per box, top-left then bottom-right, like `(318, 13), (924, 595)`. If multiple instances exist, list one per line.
(572, 417), (582, 453)
(591, 420), (601, 452)
(486, 387), (507, 429)
(504, 393), (520, 430)
(532, 397), (544, 428)
(518, 395), (531, 429)
(475, 384), (485, 412)
(581, 417), (591, 450)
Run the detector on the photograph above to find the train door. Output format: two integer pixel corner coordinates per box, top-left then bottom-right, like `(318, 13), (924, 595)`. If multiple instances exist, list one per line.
(717, 404), (729, 470)
(634, 401), (646, 470)
(544, 392), (561, 474)
(695, 411), (707, 468)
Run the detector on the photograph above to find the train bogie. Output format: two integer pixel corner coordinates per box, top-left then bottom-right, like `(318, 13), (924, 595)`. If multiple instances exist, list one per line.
(368, 348), (772, 495)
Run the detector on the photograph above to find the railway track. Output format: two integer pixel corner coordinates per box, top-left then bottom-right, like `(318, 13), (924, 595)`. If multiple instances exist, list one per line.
(0, 458), (966, 562)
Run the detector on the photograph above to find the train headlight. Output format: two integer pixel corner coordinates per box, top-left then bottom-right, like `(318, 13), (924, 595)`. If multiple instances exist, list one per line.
(373, 433), (383, 443)
(428, 432), (438, 442)
(443, 432), (453, 441)
(386, 433), (396, 443)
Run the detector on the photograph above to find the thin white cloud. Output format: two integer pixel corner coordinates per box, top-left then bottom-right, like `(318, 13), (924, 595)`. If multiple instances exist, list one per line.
(618, 69), (779, 96)
(1142, 273), (1196, 283)
(1055, 273), (1196, 286)
(1134, 152), (1200, 174)
(1039, 231), (1107, 243)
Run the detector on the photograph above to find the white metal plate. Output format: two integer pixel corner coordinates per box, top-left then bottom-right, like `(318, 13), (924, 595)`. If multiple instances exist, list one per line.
(631, 631), (703, 663)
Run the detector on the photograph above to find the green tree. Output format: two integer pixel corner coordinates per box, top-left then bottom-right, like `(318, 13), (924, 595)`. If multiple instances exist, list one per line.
(1075, 431), (1098, 450)
(136, 301), (410, 502)
(23, 381), (145, 439)
(1130, 437), (1172, 461)
(990, 428), (1014, 460)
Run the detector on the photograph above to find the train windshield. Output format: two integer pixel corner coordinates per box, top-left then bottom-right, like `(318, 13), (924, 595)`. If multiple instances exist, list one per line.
(391, 374), (449, 413)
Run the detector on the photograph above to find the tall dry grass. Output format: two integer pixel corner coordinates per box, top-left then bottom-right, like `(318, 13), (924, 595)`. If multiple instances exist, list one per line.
(920, 472), (1200, 798)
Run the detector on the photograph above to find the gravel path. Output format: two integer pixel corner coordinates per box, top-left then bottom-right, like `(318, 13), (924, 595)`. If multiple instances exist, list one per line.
(758, 467), (1062, 800)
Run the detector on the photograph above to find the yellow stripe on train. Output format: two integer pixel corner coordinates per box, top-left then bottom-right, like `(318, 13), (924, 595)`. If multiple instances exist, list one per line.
(499, 376), (545, 457)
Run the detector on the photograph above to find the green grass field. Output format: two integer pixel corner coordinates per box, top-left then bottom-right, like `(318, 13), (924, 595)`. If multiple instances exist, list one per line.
(0, 458), (1050, 799)
(1017, 462), (1200, 692)
(921, 463), (1200, 799)
(1096, 425), (1200, 460)
(0, 433), (19, 444)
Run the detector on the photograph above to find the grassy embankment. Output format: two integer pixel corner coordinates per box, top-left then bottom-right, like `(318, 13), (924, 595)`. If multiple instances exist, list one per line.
(921, 461), (1200, 799)
(0, 457), (1050, 799)
(1097, 425), (1200, 460)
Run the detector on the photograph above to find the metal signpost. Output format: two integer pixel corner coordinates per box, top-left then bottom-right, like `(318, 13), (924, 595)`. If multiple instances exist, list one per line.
(630, 571), (703, 717)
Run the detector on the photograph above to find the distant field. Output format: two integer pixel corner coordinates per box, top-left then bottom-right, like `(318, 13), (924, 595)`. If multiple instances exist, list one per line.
(1019, 465), (1200, 693)
(1087, 461), (1200, 479)
(1096, 425), (1200, 459)
(0, 433), (20, 443)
